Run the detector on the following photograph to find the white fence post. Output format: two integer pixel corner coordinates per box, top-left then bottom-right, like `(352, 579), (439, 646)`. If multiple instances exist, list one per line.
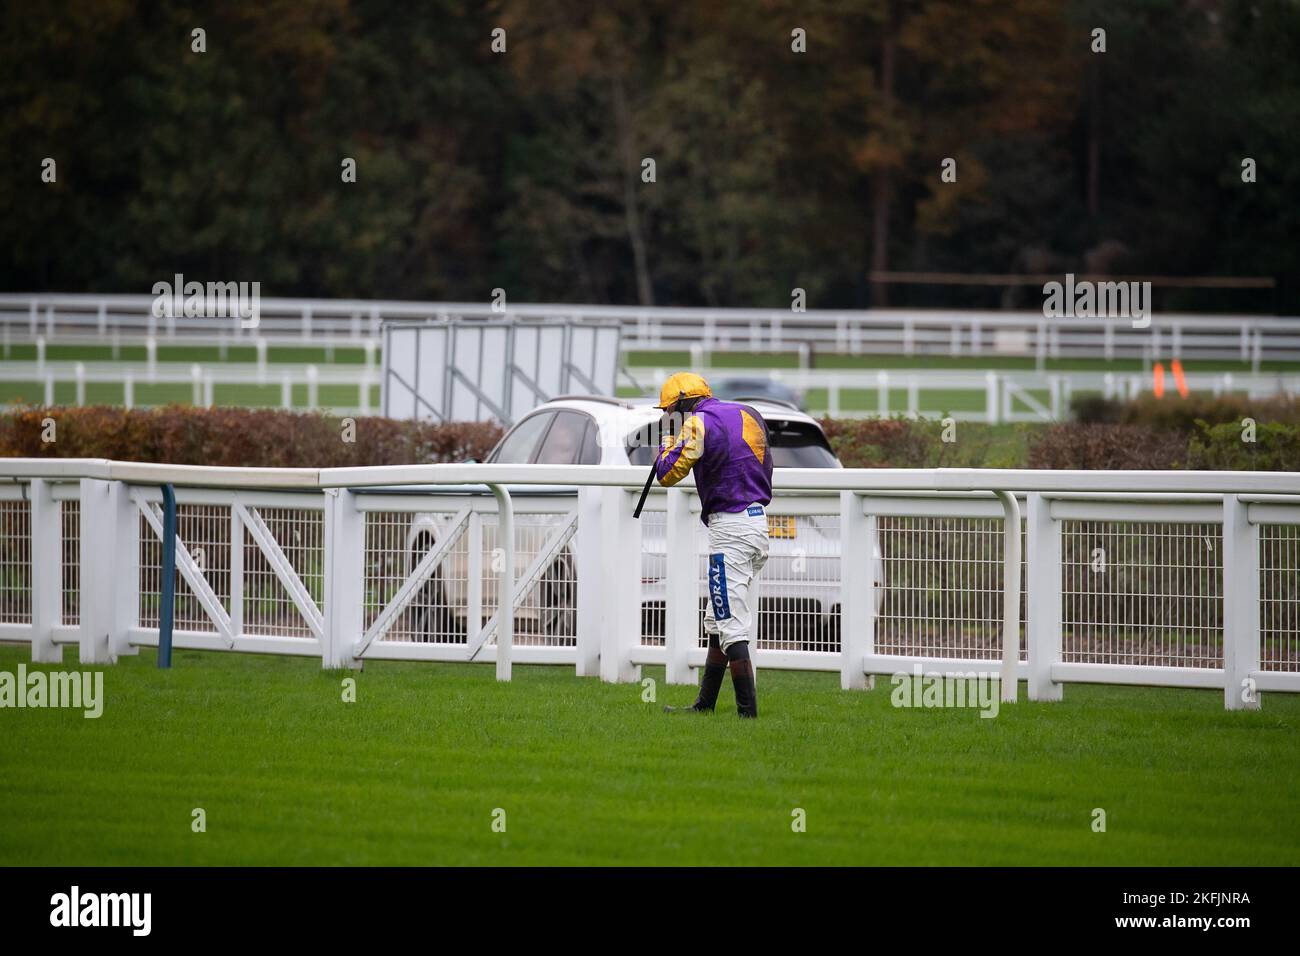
(29, 479), (61, 663)
(1026, 492), (1062, 701)
(110, 481), (139, 658)
(1222, 494), (1261, 711)
(598, 485), (641, 683)
(839, 491), (874, 690)
(574, 487), (602, 677)
(465, 511), (484, 656)
(665, 487), (697, 685)
(322, 488), (364, 670)
(230, 504), (244, 641)
(490, 484), (514, 682)
(993, 490), (1021, 704)
(78, 479), (116, 664)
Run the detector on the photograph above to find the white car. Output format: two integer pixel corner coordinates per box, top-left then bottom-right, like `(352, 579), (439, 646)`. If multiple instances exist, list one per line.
(405, 395), (881, 650)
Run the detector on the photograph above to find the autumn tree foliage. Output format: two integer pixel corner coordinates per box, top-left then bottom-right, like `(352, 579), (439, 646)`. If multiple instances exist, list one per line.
(2, 0), (1295, 311)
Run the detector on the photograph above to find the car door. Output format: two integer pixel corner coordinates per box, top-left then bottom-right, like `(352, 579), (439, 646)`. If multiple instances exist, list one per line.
(515, 409), (597, 638)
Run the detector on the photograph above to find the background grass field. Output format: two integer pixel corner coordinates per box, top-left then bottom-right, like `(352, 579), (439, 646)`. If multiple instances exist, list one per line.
(1, 644), (1297, 866)
(5, 342), (1297, 416)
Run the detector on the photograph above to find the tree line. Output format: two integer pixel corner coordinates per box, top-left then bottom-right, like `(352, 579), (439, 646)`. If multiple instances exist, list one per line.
(3, 0), (1296, 312)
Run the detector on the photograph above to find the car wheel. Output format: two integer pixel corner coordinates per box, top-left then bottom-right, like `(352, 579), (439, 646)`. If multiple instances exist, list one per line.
(409, 536), (457, 643)
(537, 548), (576, 638)
(805, 605), (841, 653)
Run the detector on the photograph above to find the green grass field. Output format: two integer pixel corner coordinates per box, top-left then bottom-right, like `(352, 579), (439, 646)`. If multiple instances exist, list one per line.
(0, 381), (381, 409)
(2, 644), (1297, 866)
(623, 349), (1300, 374)
(5, 342), (1296, 415)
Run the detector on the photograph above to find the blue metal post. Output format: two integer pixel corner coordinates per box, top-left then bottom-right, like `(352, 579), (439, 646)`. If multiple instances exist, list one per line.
(158, 483), (177, 668)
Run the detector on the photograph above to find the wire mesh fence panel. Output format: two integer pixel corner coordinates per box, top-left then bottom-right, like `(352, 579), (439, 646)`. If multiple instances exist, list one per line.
(755, 514), (841, 653)
(364, 510), (472, 644)
(139, 504), (232, 633)
(643, 510), (1021, 658)
(1061, 520), (1222, 667)
(138, 510), (163, 629)
(0, 500), (31, 624)
(637, 513), (729, 650)
(639, 511), (668, 646)
(242, 507), (322, 638)
(694, 549), (710, 649)
(1260, 523), (1300, 672)
(60, 500), (78, 626)
(363, 510), (408, 637)
(482, 515), (579, 648)
(478, 519), (502, 640)
(875, 516), (1027, 661)
(364, 510), (577, 647)
(639, 511), (845, 653)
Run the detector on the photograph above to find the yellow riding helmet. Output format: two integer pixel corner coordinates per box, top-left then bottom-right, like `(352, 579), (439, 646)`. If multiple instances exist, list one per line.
(656, 371), (712, 409)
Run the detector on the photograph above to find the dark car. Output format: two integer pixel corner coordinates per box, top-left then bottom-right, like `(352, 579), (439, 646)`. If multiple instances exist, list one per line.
(708, 376), (804, 410)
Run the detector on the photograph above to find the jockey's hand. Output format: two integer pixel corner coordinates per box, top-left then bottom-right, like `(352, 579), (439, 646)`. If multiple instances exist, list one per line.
(659, 408), (685, 449)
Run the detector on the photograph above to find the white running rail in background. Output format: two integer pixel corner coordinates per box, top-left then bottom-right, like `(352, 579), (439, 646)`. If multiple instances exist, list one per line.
(640, 366), (1300, 422)
(0, 361), (378, 414)
(5, 357), (1296, 423)
(0, 459), (1296, 711)
(3, 294), (1298, 366)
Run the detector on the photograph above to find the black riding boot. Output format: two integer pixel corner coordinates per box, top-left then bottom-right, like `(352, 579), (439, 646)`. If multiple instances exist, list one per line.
(727, 641), (758, 718)
(665, 634), (727, 713)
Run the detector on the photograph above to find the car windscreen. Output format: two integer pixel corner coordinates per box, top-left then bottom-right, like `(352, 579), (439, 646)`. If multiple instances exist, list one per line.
(534, 410), (596, 465)
(625, 418), (839, 467)
(489, 411), (555, 463)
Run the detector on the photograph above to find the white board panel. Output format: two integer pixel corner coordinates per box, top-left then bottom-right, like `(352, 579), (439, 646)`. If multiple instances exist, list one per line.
(415, 325), (448, 421)
(382, 319), (620, 423)
(508, 326), (545, 422)
(534, 325), (565, 395)
(476, 325), (509, 420)
(593, 326), (619, 392)
(449, 325), (484, 421)
(385, 326), (419, 418)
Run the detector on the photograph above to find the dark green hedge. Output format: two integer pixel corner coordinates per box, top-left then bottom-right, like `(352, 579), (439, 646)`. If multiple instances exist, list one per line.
(0, 406), (503, 467)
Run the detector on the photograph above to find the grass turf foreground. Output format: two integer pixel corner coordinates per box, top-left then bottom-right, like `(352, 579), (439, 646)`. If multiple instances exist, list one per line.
(1, 644), (1297, 866)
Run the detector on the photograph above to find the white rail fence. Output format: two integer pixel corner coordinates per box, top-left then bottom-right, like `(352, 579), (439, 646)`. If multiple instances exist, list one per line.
(0, 360), (378, 414)
(6, 358), (1297, 423)
(3, 294), (1298, 366)
(0, 459), (1296, 711)
(640, 366), (1300, 422)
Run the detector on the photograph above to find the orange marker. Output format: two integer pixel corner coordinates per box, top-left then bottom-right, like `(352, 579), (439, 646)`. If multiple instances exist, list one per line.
(1170, 359), (1189, 398)
(1152, 362), (1166, 398)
